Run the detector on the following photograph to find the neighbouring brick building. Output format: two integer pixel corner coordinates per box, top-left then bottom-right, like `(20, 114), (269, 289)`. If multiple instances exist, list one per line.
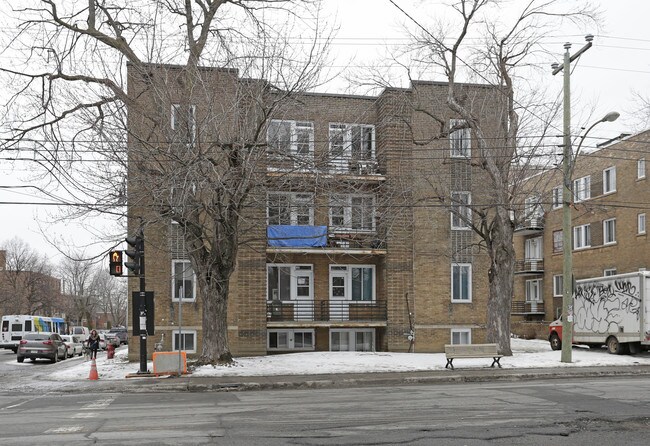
(126, 64), (506, 359)
(513, 130), (650, 324)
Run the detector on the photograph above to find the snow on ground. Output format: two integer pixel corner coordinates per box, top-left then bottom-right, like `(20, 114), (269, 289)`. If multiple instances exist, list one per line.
(48, 338), (650, 381)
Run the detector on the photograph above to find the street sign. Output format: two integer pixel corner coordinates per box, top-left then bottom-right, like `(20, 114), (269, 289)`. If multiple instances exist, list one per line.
(109, 250), (123, 276)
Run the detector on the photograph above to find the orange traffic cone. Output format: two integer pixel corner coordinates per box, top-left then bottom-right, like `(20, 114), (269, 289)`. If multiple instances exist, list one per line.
(88, 359), (99, 380)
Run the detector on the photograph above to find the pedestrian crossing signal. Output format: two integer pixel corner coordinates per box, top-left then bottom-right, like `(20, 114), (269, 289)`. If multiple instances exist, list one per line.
(109, 250), (123, 276)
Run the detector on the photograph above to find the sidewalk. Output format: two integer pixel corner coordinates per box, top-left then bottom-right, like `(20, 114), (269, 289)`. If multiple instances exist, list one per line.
(58, 363), (650, 394)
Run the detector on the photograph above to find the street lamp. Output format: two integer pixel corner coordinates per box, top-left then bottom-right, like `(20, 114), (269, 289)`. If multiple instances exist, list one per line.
(552, 35), (620, 363)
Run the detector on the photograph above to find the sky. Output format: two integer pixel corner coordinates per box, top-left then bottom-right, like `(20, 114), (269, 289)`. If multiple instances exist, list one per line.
(5, 338), (650, 387)
(1, 0), (649, 267)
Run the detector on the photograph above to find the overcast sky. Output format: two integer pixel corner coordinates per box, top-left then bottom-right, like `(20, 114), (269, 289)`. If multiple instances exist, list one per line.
(1, 0), (649, 265)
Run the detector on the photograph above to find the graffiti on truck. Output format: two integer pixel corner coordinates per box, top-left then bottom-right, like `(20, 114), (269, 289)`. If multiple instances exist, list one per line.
(573, 279), (641, 334)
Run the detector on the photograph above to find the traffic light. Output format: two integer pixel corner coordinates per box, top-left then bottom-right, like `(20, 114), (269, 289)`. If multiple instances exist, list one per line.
(124, 230), (144, 276)
(109, 250), (123, 276)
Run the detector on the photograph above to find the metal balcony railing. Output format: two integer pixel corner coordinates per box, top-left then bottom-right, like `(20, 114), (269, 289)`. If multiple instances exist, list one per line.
(267, 225), (385, 250)
(514, 259), (544, 273)
(511, 301), (545, 315)
(515, 217), (545, 232)
(266, 300), (387, 322)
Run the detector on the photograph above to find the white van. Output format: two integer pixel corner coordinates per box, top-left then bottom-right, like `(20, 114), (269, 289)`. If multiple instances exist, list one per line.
(70, 326), (90, 338)
(1, 315), (57, 353)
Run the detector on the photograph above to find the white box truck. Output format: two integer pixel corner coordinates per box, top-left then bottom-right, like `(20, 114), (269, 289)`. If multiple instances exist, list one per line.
(548, 271), (650, 354)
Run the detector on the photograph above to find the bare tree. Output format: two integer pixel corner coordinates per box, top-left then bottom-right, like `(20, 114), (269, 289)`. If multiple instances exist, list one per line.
(58, 255), (99, 326)
(0, 238), (60, 315)
(393, 0), (596, 354)
(93, 268), (127, 327)
(1, 1), (333, 363)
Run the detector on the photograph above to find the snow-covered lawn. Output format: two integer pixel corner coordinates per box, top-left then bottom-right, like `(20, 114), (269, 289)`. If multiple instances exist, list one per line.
(49, 338), (650, 381)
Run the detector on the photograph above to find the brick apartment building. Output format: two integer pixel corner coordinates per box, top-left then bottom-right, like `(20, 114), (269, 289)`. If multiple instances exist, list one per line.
(513, 130), (650, 323)
(126, 64), (506, 359)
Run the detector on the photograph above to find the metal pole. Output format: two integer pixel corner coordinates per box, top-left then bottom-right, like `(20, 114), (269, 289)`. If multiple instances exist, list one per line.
(138, 229), (148, 374)
(561, 43), (574, 363)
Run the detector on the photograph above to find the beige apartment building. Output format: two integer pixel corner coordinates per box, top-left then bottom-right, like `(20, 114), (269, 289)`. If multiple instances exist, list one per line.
(513, 130), (650, 323)
(125, 64), (505, 359)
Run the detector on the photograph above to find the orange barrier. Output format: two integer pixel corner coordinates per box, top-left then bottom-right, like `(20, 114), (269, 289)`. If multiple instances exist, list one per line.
(88, 359), (99, 380)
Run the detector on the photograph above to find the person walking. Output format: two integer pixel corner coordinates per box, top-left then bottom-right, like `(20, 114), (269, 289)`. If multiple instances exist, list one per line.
(87, 329), (100, 360)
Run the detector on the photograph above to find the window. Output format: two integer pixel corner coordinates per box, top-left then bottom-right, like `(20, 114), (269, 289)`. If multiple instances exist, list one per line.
(329, 123), (375, 170)
(638, 158), (646, 179)
(525, 237), (543, 260)
(573, 224), (591, 250)
(603, 167), (616, 194)
(172, 260), (195, 301)
(603, 218), (616, 245)
(573, 176), (591, 202)
(552, 186), (563, 209)
(525, 196), (544, 222)
(639, 213), (646, 234)
(451, 192), (471, 229)
(267, 329), (315, 351)
(267, 264), (313, 301)
(330, 329), (374, 352)
(451, 263), (472, 302)
(604, 269), (617, 277)
(328, 265), (375, 301)
(171, 104), (196, 145)
(267, 120), (314, 157)
(553, 275), (563, 297)
(451, 329), (471, 345)
(449, 119), (470, 157)
(553, 230), (563, 253)
(267, 192), (313, 226)
(329, 194), (375, 231)
(526, 279), (542, 302)
(172, 330), (196, 353)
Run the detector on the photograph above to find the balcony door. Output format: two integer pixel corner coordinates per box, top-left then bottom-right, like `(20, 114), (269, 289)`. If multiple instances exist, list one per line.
(330, 266), (349, 320)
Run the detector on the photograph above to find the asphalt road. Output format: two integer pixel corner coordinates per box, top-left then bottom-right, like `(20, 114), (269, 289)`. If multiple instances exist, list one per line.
(1, 374), (649, 445)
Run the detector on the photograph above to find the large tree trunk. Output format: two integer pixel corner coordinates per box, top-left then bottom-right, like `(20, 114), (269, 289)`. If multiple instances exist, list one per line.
(486, 211), (515, 356)
(198, 270), (232, 364)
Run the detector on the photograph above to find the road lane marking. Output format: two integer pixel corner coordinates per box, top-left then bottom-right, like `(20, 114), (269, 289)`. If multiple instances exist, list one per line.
(45, 426), (84, 434)
(72, 412), (99, 418)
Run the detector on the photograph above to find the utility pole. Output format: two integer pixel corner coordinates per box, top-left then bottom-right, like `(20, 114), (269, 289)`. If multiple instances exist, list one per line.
(552, 35), (593, 363)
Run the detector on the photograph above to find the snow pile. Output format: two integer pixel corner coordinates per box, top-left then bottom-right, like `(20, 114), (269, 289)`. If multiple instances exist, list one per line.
(45, 338), (650, 381)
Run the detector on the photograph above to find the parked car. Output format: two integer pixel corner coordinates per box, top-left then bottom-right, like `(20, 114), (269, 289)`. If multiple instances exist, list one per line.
(61, 335), (84, 358)
(70, 326), (90, 338)
(98, 333), (108, 350)
(17, 332), (67, 363)
(108, 327), (128, 345)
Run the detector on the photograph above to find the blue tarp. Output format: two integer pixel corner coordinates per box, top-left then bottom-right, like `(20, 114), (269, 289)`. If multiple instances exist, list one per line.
(267, 225), (327, 247)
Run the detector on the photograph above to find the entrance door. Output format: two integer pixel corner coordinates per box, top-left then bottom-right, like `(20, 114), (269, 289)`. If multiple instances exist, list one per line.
(330, 266), (349, 320)
(293, 268), (314, 320)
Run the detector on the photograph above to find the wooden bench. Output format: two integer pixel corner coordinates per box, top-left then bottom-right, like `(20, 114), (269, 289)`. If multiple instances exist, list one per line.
(444, 343), (503, 370)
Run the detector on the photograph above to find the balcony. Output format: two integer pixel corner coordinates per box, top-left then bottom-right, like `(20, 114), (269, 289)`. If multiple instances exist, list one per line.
(267, 226), (386, 255)
(514, 217), (545, 236)
(266, 155), (385, 181)
(514, 259), (544, 274)
(511, 300), (545, 316)
(266, 300), (387, 323)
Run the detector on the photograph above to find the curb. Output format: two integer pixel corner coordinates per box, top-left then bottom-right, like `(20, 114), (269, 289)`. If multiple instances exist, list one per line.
(46, 364), (650, 394)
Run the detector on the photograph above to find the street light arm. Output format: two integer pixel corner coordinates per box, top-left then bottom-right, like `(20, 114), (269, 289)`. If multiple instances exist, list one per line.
(570, 112), (620, 178)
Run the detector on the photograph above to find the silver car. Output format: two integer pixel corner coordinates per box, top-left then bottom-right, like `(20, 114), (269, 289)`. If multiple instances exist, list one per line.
(61, 335), (84, 357)
(17, 332), (67, 363)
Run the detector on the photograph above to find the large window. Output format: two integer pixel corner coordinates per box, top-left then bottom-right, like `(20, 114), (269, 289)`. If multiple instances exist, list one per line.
(451, 192), (471, 229)
(267, 264), (313, 301)
(603, 218), (616, 245)
(329, 194), (375, 231)
(267, 329), (315, 351)
(451, 329), (471, 345)
(449, 119), (471, 157)
(638, 158), (646, 179)
(573, 176), (591, 202)
(329, 265), (375, 301)
(329, 123), (375, 170)
(267, 192), (313, 226)
(171, 104), (197, 145)
(267, 120), (314, 157)
(603, 167), (616, 194)
(451, 263), (472, 302)
(525, 237), (543, 260)
(639, 213), (646, 235)
(172, 260), (195, 302)
(172, 330), (196, 353)
(573, 224), (591, 250)
(552, 230), (563, 253)
(552, 186), (562, 209)
(330, 329), (374, 352)
(553, 275), (563, 297)
(526, 279), (542, 302)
